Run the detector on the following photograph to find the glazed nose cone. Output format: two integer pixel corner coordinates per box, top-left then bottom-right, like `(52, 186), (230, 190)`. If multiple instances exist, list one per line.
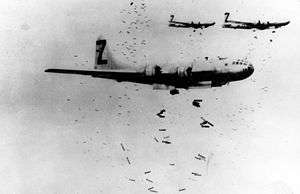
(247, 64), (254, 77)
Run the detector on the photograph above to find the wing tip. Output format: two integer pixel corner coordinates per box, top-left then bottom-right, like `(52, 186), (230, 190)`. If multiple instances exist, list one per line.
(45, 69), (53, 72)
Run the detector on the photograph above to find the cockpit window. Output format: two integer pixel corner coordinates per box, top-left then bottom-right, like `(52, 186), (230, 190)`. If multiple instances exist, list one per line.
(224, 63), (228, 66)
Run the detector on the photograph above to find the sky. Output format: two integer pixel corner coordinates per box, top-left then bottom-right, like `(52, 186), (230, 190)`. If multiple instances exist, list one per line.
(0, 0), (300, 193)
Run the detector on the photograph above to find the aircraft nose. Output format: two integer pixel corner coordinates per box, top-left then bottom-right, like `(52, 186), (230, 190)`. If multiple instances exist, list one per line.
(240, 63), (254, 80)
(226, 60), (254, 82)
(247, 64), (254, 76)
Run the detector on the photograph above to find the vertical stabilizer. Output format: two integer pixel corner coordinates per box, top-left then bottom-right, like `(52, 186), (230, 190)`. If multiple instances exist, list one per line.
(95, 37), (125, 70)
(169, 15), (175, 22)
(224, 12), (230, 22)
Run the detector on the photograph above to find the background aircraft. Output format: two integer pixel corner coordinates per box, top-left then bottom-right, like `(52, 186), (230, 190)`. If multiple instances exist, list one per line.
(45, 37), (254, 92)
(168, 15), (215, 29)
(223, 12), (290, 30)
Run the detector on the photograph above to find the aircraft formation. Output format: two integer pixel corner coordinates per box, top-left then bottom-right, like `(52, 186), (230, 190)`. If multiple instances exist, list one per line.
(45, 9), (289, 95)
(168, 12), (290, 30)
(41, 2), (291, 191)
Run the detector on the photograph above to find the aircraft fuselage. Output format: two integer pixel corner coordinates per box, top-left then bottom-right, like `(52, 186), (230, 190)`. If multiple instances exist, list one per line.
(97, 60), (254, 89)
(46, 59), (254, 89)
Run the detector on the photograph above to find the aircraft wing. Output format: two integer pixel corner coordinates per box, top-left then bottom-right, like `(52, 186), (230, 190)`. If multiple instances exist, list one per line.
(169, 21), (189, 25)
(201, 22), (215, 28)
(227, 20), (254, 25)
(168, 23), (190, 28)
(223, 23), (254, 29)
(45, 68), (184, 88)
(45, 68), (146, 81)
(271, 21), (290, 28)
(45, 68), (138, 75)
(45, 68), (180, 86)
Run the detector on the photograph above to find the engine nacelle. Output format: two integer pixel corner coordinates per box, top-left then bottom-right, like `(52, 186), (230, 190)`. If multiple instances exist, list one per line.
(176, 66), (192, 78)
(144, 65), (162, 77)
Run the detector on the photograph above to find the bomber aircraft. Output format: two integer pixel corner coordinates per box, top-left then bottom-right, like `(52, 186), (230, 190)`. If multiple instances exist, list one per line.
(168, 15), (215, 29)
(45, 37), (254, 94)
(222, 12), (290, 30)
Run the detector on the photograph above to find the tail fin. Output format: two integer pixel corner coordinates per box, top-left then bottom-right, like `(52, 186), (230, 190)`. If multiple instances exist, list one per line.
(169, 15), (174, 22)
(224, 12), (230, 22)
(95, 37), (124, 70)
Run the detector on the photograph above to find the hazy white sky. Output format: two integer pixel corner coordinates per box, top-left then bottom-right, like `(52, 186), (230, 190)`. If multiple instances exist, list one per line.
(0, 0), (299, 193)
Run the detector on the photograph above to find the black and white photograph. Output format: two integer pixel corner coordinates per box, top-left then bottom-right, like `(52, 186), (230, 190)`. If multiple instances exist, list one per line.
(0, 0), (299, 193)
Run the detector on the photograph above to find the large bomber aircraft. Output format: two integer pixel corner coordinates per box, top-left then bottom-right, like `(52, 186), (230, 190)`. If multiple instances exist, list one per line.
(168, 15), (215, 29)
(222, 12), (290, 30)
(45, 37), (254, 93)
